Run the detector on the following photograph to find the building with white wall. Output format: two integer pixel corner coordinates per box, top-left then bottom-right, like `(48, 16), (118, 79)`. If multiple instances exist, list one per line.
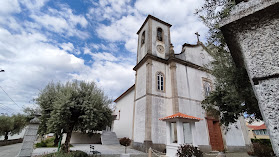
(112, 15), (251, 154)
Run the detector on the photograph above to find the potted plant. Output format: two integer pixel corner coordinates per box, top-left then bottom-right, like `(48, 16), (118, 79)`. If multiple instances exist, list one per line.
(119, 137), (132, 154)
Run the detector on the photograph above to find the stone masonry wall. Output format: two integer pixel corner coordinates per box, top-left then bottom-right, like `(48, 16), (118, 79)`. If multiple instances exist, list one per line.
(220, 0), (279, 155)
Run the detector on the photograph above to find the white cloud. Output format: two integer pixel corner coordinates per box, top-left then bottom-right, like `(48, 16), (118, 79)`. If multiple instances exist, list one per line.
(84, 46), (92, 55)
(93, 0), (207, 53)
(60, 42), (74, 52)
(0, 0), (21, 15)
(91, 52), (118, 62)
(0, 27), (86, 113)
(96, 15), (144, 53)
(20, 0), (49, 11)
(90, 43), (119, 52)
(0, 0), (210, 114)
(29, 6), (89, 39)
(71, 60), (135, 99)
(87, 0), (132, 21)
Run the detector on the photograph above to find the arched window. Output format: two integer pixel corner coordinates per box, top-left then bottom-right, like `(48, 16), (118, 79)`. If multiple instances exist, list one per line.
(141, 31), (145, 46)
(157, 27), (163, 41)
(157, 72), (164, 91)
(203, 79), (212, 97)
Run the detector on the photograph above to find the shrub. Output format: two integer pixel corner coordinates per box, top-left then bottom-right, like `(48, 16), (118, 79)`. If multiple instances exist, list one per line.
(119, 137), (131, 154)
(36, 137), (73, 148)
(119, 137), (131, 147)
(251, 139), (272, 147)
(177, 144), (203, 157)
(36, 137), (54, 148)
(252, 143), (275, 157)
(35, 141), (47, 147)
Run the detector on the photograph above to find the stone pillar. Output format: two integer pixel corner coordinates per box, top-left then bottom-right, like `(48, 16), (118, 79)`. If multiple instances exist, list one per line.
(190, 123), (197, 147)
(220, 0), (279, 155)
(144, 59), (153, 152)
(166, 122), (171, 145)
(176, 120), (184, 145)
(170, 62), (179, 114)
(18, 117), (40, 157)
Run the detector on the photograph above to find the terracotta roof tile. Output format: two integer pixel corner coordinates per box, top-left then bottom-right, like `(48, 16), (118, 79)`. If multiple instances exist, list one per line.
(159, 112), (202, 121)
(247, 124), (267, 130)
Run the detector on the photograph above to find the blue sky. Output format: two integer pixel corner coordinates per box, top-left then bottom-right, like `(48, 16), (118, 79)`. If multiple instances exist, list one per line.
(0, 0), (207, 114)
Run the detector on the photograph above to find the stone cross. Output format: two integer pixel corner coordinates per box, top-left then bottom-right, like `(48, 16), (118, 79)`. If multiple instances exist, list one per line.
(220, 0), (279, 156)
(18, 117), (40, 157)
(195, 32), (200, 43)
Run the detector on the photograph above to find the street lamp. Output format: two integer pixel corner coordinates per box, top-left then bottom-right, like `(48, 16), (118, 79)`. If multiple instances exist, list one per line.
(0, 69), (4, 72)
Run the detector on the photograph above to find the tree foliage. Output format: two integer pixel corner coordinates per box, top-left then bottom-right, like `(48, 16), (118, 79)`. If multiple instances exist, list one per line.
(0, 114), (27, 140)
(196, 0), (262, 126)
(36, 80), (113, 152)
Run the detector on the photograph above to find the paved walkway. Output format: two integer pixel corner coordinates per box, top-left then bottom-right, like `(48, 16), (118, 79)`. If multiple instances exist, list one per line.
(0, 143), (22, 157)
(204, 152), (250, 157)
(32, 144), (145, 156)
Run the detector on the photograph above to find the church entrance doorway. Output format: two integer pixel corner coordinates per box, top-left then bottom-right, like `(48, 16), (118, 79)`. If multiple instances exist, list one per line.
(206, 118), (224, 151)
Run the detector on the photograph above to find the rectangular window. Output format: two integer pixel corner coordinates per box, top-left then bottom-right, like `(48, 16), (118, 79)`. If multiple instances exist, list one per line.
(157, 73), (164, 91)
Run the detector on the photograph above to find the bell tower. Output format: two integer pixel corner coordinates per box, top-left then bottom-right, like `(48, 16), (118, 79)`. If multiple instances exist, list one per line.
(136, 15), (172, 63)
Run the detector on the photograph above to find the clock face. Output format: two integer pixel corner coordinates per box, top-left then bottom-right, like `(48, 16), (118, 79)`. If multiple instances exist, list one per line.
(156, 45), (164, 53)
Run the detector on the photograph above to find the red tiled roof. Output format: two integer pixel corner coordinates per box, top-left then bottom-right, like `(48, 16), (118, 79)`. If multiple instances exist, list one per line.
(159, 112), (202, 121)
(247, 124), (267, 130)
(247, 125), (258, 129)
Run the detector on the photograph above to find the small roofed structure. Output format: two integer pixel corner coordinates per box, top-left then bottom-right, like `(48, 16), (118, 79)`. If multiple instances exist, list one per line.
(160, 112), (202, 157)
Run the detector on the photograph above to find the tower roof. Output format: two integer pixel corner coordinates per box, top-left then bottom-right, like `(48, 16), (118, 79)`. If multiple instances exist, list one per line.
(137, 15), (172, 34)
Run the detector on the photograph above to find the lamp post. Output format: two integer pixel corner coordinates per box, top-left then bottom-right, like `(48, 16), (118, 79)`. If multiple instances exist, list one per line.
(0, 69), (4, 72)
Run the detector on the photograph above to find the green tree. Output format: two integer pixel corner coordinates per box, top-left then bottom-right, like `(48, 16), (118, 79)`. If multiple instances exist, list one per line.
(36, 81), (113, 152)
(196, 0), (262, 126)
(0, 114), (27, 140)
(24, 107), (41, 122)
(35, 82), (61, 146)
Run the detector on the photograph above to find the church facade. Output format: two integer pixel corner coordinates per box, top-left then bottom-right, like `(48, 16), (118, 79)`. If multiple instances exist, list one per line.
(112, 15), (251, 153)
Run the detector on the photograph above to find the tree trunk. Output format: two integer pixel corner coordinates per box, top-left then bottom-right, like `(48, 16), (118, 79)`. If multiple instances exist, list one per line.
(62, 125), (74, 153)
(54, 134), (59, 146)
(4, 132), (8, 141)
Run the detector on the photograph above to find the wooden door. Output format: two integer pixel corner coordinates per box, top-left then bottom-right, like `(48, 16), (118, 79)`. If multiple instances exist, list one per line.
(207, 118), (224, 151)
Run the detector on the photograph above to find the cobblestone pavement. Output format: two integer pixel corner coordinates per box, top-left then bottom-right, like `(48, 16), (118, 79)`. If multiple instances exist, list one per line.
(32, 144), (145, 156)
(0, 143), (22, 157)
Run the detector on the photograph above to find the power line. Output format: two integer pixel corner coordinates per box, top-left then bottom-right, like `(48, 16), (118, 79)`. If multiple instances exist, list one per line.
(0, 104), (15, 115)
(0, 85), (23, 109)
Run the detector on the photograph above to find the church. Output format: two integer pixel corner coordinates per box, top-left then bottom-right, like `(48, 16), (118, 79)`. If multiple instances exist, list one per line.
(112, 15), (251, 155)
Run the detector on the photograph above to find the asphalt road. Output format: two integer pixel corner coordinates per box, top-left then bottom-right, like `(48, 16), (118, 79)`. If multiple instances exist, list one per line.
(0, 143), (22, 157)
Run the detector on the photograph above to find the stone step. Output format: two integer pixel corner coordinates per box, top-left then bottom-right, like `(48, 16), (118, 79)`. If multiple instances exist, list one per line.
(101, 131), (120, 145)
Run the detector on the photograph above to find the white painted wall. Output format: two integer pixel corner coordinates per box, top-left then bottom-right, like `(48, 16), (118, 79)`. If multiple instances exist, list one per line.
(224, 120), (246, 146)
(138, 22), (149, 63)
(113, 89), (135, 139)
(151, 20), (170, 59)
(134, 63), (147, 143)
(176, 45), (213, 68)
(134, 97), (146, 143)
(135, 63), (146, 99)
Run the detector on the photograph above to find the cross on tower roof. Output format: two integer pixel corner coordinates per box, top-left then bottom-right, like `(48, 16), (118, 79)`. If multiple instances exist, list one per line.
(195, 32), (200, 43)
